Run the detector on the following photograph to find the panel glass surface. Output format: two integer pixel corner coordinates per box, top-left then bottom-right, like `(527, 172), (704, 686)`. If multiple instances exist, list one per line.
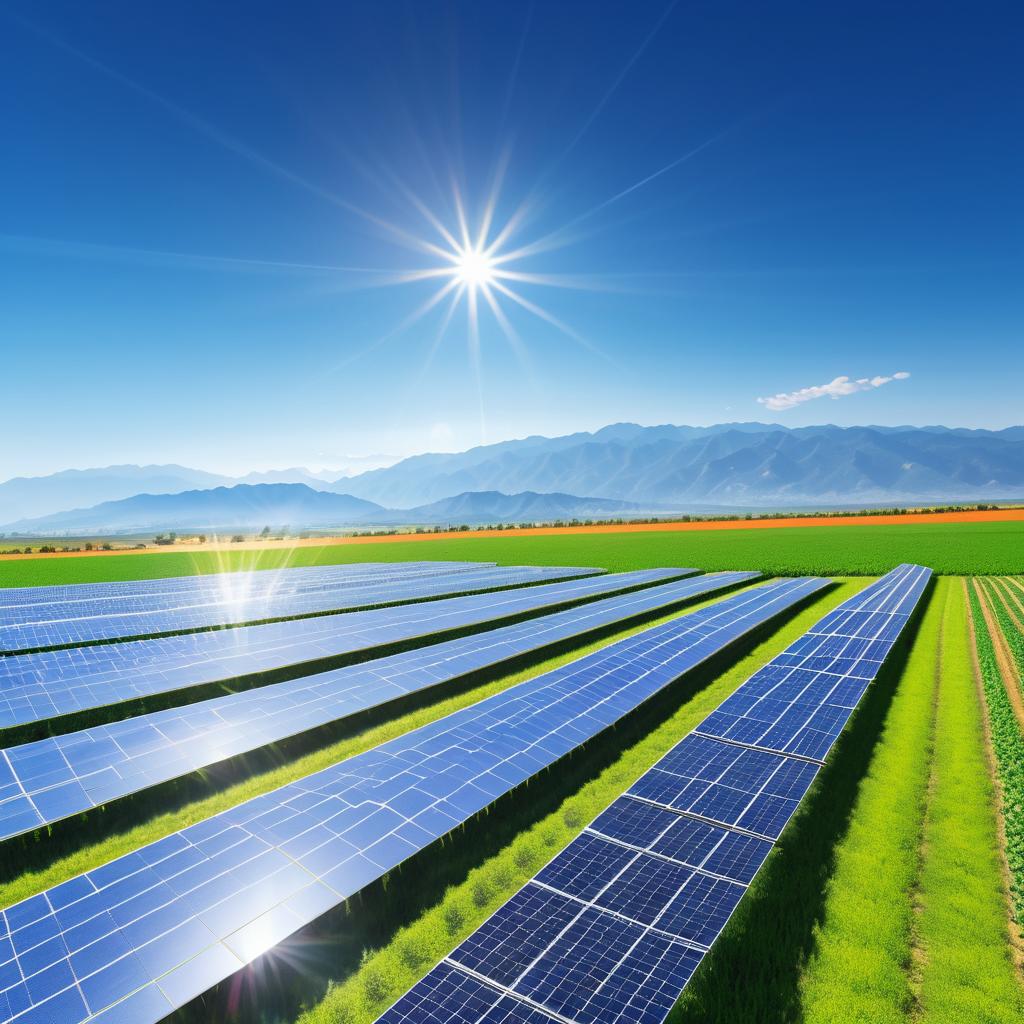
(0, 577), (823, 1024)
(0, 566), (601, 654)
(0, 572), (759, 840)
(0, 569), (690, 731)
(0, 562), (492, 610)
(0, 563), (494, 626)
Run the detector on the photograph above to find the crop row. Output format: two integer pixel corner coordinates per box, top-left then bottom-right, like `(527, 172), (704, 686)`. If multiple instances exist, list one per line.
(968, 582), (1024, 922)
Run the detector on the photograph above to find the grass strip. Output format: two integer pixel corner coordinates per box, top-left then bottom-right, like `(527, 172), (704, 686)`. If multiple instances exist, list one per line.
(0, 579), (779, 910)
(293, 581), (868, 1024)
(783, 579), (942, 1024)
(968, 582), (1024, 924)
(915, 581), (1024, 1020)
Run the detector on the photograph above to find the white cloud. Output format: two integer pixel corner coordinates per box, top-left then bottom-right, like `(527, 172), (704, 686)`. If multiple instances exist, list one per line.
(757, 371), (910, 412)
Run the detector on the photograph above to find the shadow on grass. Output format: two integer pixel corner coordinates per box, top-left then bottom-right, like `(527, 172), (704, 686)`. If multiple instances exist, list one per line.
(667, 579), (934, 1024)
(0, 578), (758, 883)
(168, 588), (831, 1024)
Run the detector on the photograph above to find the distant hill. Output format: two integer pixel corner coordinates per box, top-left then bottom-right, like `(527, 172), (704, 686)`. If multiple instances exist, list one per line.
(1, 485), (665, 535)
(375, 490), (663, 526)
(0, 465), (231, 524)
(2, 484), (384, 534)
(333, 422), (1024, 507)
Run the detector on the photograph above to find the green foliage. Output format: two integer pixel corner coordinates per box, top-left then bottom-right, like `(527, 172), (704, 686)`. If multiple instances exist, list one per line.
(915, 581), (1024, 1022)
(969, 582), (1024, 922)
(2, 522), (1023, 589)
(794, 580), (943, 1024)
(294, 583), (866, 1024)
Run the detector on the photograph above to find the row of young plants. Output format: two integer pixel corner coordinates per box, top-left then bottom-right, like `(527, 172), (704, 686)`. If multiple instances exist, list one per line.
(986, 577), (1024, 674)
(913, 582), (1024, 1021)
(294, 583), (866, 1024)
(969, 582), (1024, 923)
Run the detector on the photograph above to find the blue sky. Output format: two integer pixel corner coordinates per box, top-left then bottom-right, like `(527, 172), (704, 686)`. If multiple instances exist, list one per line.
(1, 1), (1021, 478)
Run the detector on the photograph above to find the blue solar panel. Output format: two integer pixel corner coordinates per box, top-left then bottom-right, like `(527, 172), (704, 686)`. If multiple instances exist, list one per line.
(0, 572), (759, 840)
(695, 564), (932, 761)
(0, 569), (689, 732)
(0, 576), (823, 1024)
(0, 565), (602, 654)
(0, 562), (495, 627)
(0, 562), (490, 611)
(378, 565), (930, 1024)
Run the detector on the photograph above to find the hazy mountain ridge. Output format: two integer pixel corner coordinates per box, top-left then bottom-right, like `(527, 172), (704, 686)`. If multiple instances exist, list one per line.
(1, 485), (655, 534)
(334, 422), (1024, 506)
(3, 422), (1023, 530)
(2, 485), (384, 533)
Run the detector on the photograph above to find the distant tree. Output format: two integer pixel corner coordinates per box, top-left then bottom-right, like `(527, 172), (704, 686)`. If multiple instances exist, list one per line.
(101, 543), (112, 551)
(84, 542), (94, 551)
(197, 534), (207, 544)
(260, 525), (271, 538)
(231, 534), (244, 543)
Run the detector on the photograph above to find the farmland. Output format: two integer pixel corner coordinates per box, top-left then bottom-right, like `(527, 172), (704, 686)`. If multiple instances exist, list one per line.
(0, 533), (1021, 1023)
(1, 517), (1024, 588)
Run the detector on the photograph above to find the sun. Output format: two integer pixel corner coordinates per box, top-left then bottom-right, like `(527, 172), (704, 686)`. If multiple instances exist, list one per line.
(451, 244), (496, 290)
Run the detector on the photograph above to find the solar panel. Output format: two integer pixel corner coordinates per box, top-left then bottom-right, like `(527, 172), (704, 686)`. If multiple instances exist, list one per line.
(377, 565), (930, 1024)
(0, 572), (760, 841)
(0, 569), (693, 733)
(0, 576), (825, 1024)
(0, 566), (603, 655)
(0, 562), (493, 610)
(0, 562), (495, 625)
(694, 564), (931, 761)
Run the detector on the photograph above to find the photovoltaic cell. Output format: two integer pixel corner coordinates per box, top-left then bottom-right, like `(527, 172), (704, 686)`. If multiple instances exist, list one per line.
(377, 564), (930, 1024)
(0, 572), (759, 840)
(0, 576), (823, 1024)
(0, 566), (602, 654)
(0, 568), (689, 732)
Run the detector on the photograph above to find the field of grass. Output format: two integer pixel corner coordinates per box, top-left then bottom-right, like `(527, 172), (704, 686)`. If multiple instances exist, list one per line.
(2, 519), (1024, 586)
(2, 530), (1023, 1024)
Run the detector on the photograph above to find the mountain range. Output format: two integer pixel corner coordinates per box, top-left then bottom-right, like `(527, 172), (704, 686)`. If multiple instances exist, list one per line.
(336, 422), (1024, 507)
(3, 421), (1023, 532)
(1, 485), (654, 534)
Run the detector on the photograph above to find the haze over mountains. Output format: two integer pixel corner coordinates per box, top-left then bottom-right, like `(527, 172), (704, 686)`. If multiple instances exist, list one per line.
(3, 422), (1023, 533)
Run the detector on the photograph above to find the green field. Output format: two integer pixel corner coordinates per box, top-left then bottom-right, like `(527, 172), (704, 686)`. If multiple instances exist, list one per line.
(0, 534), (1022, 1023)
(2, 519), (1024, 587)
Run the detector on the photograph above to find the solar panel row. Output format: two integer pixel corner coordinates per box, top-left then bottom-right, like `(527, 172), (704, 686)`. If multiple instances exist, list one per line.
(0, 568), (691, 733)
(0, 572), (759, 841)
(0, 576), (825, 1024)
(0, 562), (492, 610)
(0, 562), (496, 626)
(0, 566), (602, 655)
(376, 565), (930, 1024)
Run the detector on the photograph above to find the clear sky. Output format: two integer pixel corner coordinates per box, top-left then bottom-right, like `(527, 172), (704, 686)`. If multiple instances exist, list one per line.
(1, 1), (1021, 479)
